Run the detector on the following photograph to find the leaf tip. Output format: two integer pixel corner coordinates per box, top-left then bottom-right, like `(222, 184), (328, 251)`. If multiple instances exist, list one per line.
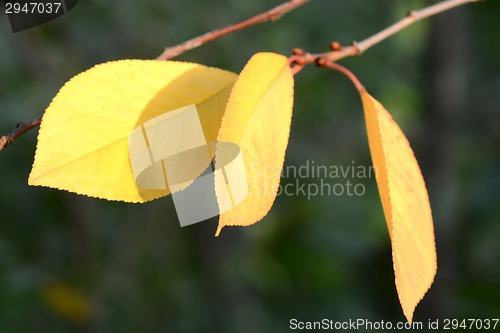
(396, 249), (437, 324)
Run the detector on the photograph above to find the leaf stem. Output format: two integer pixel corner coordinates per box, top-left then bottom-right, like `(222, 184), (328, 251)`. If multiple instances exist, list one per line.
(0, 0), (481, 151)
(0, 117), (42, 151)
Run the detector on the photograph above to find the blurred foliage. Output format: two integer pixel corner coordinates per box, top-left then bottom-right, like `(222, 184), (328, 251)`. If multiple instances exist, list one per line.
(0, 0), (499, 332)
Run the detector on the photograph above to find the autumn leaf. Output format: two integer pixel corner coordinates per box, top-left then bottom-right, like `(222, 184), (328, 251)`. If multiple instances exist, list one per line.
(42, 281), (91, 324)
(361, 90), (437, 322)
(29, 60), (237, 202)
(215, 52), (294, 236)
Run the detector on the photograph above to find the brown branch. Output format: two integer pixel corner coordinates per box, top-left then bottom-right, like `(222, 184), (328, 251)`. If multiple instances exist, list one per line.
(0, 0), (481, 152)
(0, 117), (42, 151)
(1, 0), (309, 152)
(291, 0), (481, 70)
(156, 0), (310, 60)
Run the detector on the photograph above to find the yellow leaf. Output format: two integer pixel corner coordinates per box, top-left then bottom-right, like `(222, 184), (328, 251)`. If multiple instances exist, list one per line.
(215, 52), (294, 236)
(361, 90), (437, 322)
(42, 281), (91, 324)
(29, 60), (237, 202)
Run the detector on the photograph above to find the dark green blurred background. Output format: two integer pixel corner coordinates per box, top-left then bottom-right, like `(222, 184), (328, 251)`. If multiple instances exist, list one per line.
(1, 0), (499, 332)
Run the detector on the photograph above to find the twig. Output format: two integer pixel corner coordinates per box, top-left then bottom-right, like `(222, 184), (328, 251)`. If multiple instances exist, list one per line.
(291, 0), (481, 70)
(0, 0), (481, 151)
(1, 0), (309, 152)
(0, 117), (42, 151)
(156, 0), (310, 60)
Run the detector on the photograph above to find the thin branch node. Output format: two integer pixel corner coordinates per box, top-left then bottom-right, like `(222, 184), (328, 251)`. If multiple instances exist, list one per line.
(315, 57), (327, 67)
(0, 117), (42, 151)
(288, 55), (306, 75)
(351, 41), (362, 55)
(268, 12), (284, 21)
(407, 10), (417, 18)
(329, 41), (343, 51)
(292, 48), (305, 55)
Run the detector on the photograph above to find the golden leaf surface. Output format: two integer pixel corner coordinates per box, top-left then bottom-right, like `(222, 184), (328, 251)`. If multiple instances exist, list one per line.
(29, 60), (237, 202)
(361, 90), (437, 322)
(215, 52), (294, 236)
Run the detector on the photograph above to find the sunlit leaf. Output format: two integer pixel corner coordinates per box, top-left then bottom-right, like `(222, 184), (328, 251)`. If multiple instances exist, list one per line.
(361, 90), (437, 322)
(29, 60), (237, 202)
(215, 52), (294, 236)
